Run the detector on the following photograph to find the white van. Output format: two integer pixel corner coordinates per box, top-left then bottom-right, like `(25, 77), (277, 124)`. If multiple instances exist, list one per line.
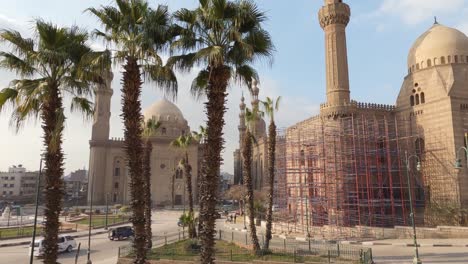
(29, 235), (77, 257)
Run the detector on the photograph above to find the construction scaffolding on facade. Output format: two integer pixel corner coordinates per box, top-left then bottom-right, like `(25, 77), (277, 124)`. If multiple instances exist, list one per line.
(273, 114), (427, 238)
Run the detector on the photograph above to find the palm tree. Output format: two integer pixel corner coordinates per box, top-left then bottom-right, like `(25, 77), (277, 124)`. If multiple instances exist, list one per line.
(242, 106), (262, 253)
(171, 134), (197, 238)
(87, 2), (177, 262)
(0, 21), (109, 263)
(142, 117), (160, 249)
(192, 125), (207, 234)
(169, 1), (274, 261)
(261, 96), (281, 250)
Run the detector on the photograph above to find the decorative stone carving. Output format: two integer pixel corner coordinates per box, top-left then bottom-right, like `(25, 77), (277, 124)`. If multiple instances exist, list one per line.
(319, 3), (351, 28)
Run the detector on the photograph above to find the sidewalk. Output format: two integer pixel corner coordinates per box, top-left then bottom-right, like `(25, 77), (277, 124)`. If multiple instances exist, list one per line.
(222, 221), (468, 248)
(0, 223), (129, 248)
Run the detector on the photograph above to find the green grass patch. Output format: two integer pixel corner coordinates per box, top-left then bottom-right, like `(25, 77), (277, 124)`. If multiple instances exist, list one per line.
(144, 240), (329, 263)
(0, 226), (43, 239)
(72, 215), (129, 227)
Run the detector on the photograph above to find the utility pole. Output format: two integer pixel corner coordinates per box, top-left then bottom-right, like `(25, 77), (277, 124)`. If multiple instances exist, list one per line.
(87, 173), (94, 264)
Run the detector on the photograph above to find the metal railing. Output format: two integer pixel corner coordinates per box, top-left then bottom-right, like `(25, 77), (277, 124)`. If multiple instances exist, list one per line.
(118, 228), (373, 264)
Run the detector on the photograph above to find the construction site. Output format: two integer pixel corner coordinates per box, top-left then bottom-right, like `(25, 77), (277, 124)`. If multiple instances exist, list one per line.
(272, 112), (436, 239)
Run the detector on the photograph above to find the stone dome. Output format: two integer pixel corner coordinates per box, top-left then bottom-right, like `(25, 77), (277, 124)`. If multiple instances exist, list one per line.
(143, 99), (185, 123)
(408, 23), (468, 72)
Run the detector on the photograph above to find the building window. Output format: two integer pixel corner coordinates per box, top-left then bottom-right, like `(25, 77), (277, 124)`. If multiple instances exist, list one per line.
(160, 163), (166, 170)
(114, 182), (119, 189)
(427, 59), (432, 67)
(441, 56), (446, 64)
(114, 167), (120, 177)
(162, 127), (167, 135)
(176, 169), (183, 179)
(448, 56), (452, 63)
(415, 138), (425, 157)
(415, 94), (420, 105)
(3, 184), (7, 187)
(9, 184), (14, 188)
(9, 191), (13, 195)
(300, 150), (305, 166)
(410, 95), (415, 106)
(416, 63), (420, 70)
(113, 193), (117, 202)
(455, 55), (459, 63)
(420, 93), (425, 104)
(10, 177), (14, 180)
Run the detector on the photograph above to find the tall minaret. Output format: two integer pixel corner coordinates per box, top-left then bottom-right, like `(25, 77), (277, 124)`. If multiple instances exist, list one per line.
(88, 71), (113, 204)
(238, 93), (246, 144)
(319, 0), (351, 108)
(91, 71), (113, 141)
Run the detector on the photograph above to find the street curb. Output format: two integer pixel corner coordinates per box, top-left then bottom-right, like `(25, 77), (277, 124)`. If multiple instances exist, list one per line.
(0, 230), (109, 248)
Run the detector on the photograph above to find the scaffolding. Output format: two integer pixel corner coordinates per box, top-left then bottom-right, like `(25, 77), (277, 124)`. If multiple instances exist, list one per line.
(274, 114), (427, 237)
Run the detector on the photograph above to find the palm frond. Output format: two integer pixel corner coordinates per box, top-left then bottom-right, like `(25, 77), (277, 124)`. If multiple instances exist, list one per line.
(190, 69), (209, 100)
(70, 97), (94, 119)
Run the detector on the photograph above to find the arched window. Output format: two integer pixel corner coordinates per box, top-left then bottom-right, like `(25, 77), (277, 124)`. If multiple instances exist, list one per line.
(410, 95), (415, 106)
(161, 127), (167, 135)
(448, 56), (452, 63)
(441, 56), (446, 64)
(415, 94), (420, 105)
(415, 138), (425, 157)
(455, 55), (459, 63)
(412, 65), (415, 72)
(434, 58), (438, 65)
(416, 63), (420, 70)
(420, 92), (425, 104)
(300, 150), (305, 166)
(427, 59), (432, 67)
(421, 61), (425, 68)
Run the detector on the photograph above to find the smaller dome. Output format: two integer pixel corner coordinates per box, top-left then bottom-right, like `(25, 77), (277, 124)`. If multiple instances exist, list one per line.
(408, 24), (468, 71)
(143, 99), (185, 123)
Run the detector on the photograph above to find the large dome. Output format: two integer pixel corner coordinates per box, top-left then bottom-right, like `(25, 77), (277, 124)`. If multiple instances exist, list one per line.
(143, 99), (185, 123)
(408, 23), (468, 71)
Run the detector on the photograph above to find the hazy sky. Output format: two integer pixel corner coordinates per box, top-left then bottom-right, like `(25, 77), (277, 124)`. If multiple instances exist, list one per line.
(1, 0), (468, 174)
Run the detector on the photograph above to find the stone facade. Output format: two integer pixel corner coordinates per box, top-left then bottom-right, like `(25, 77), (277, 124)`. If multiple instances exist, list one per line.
(87, 73), (200, 206)
(234, 0), (468, 228)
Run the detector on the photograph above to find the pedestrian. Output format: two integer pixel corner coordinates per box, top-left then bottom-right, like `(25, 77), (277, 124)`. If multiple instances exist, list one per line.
(234, 214), (237, 224)
(230, 214), (233, 223)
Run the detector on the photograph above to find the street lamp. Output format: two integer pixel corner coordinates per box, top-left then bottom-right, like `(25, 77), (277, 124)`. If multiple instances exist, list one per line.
(404, 151), (422, 264)
(454, 146), (468, 169)
(29, 158), (42, 264)
(105, 193), (109, 230)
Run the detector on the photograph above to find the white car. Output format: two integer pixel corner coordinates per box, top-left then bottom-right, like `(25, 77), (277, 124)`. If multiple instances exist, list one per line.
(29, 235), (77, 257)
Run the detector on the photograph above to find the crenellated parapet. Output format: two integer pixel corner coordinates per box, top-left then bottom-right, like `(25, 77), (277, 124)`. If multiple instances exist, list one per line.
(355, 101), (396, 112)
(319, 2), (351, 28)
(320, 100), (356, 118)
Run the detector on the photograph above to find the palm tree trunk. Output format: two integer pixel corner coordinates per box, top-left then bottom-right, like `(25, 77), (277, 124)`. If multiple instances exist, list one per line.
(184, 152), (196, 238)
(199, 66), (230, 264)
(242, 130), (261, 253)
(122, 56), (146, 264)
(143, 139), (153, 249)
(264, 121), (276, 250)
(42, 83), (65, 264)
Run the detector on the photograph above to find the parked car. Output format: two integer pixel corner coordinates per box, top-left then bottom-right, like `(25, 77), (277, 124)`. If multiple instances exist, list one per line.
(29, 235), (77, 257)
(108, 226), (134, 241)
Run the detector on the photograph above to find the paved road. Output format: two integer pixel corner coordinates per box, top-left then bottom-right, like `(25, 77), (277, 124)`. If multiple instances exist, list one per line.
(3, 213), (468, 264)
(0, 210), (181, 264)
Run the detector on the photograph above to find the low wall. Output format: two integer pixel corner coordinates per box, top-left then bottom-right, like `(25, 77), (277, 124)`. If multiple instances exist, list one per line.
(271, 220), (468, 239)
